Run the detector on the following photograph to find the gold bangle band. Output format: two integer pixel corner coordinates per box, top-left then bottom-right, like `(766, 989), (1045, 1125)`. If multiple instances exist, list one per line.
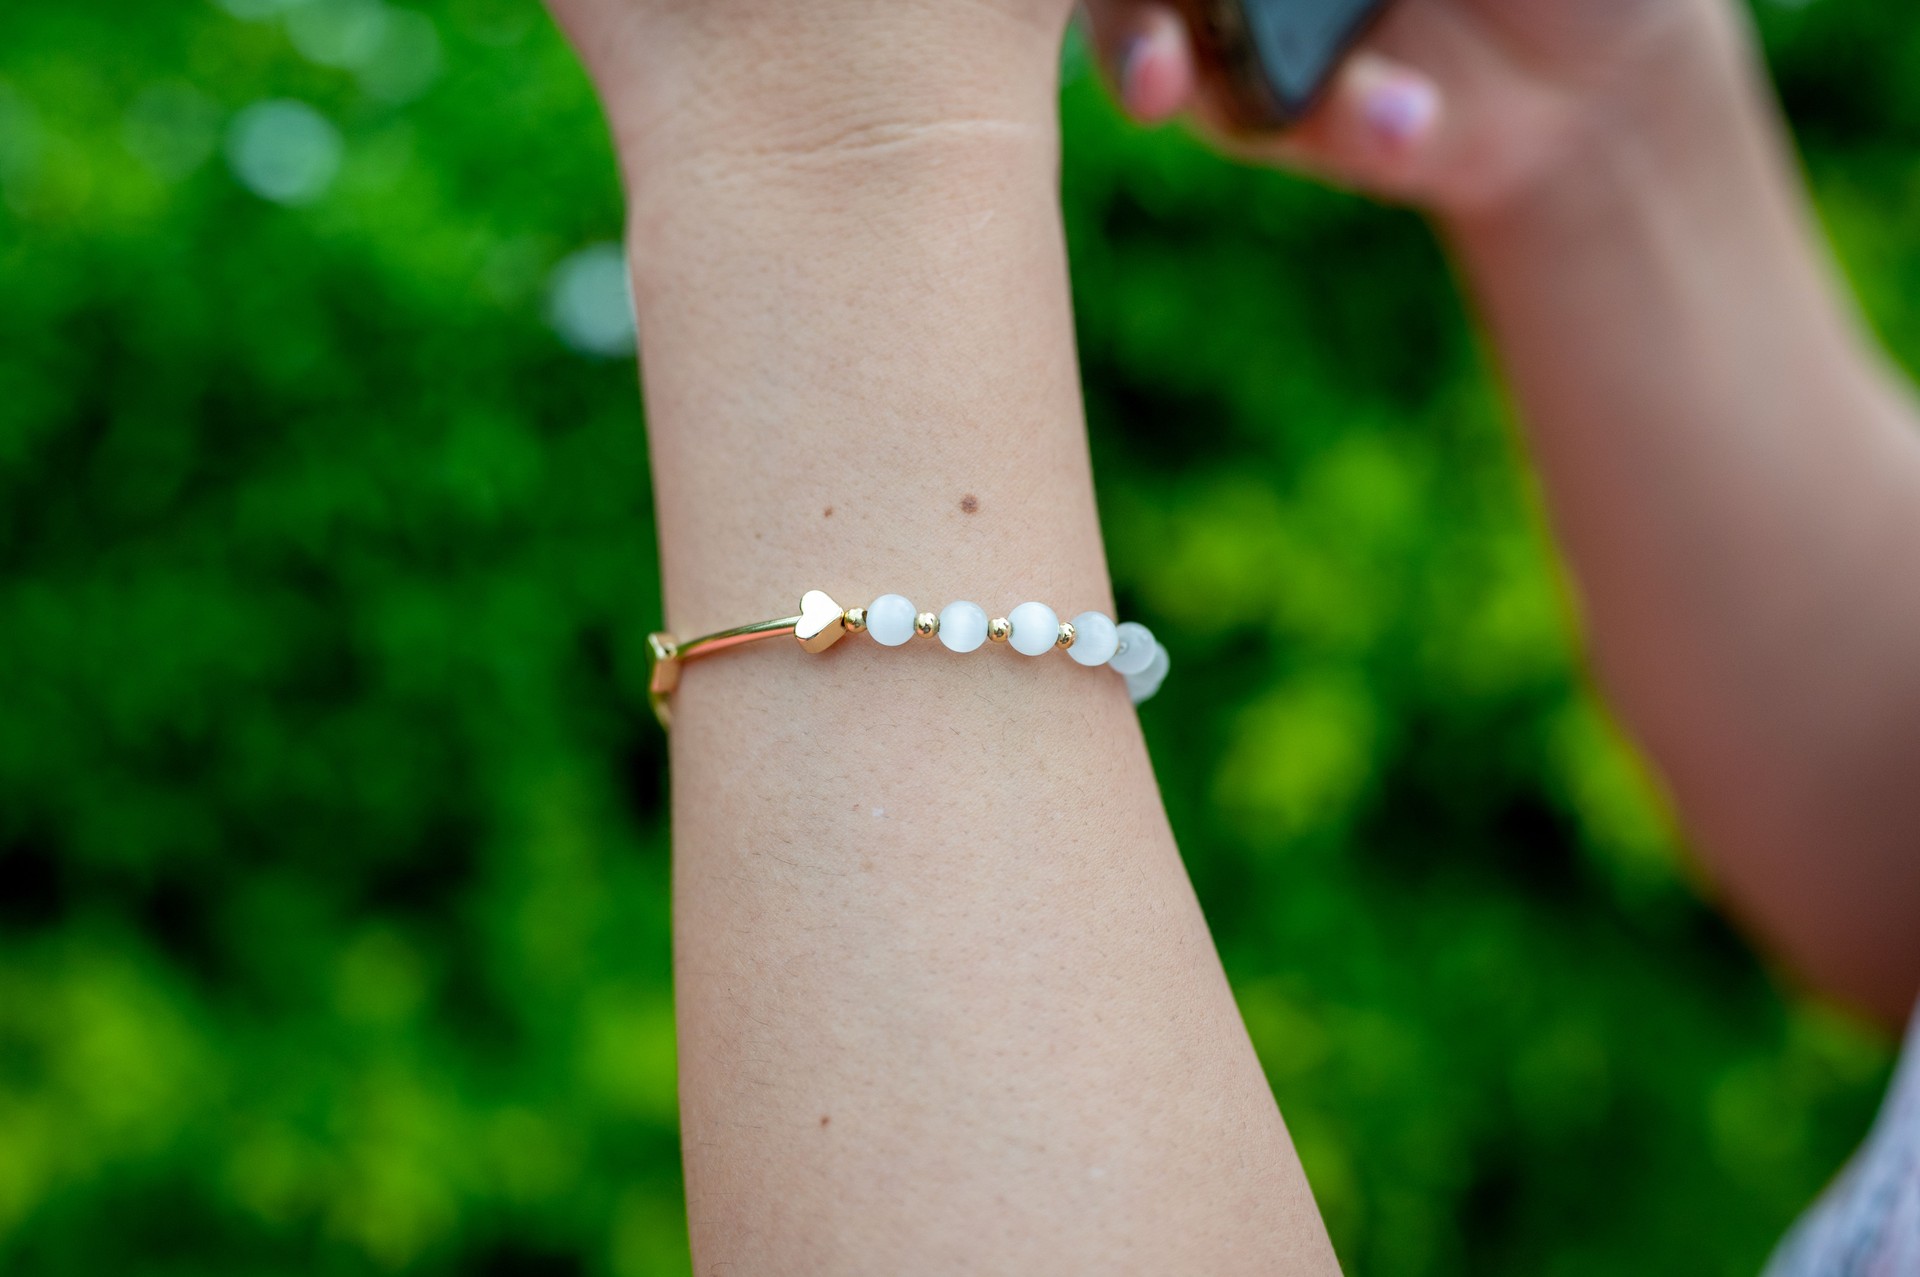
(647, 590), (852, 728)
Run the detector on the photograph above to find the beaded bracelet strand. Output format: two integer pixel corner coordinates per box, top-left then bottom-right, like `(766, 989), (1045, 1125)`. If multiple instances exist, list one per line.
(646, 590), (1168, 728)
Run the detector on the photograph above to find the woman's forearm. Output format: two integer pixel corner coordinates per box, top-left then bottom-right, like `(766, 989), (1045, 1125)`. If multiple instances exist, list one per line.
(1445, 4), (1920, 1022)
(611, 26), (1336, 1272)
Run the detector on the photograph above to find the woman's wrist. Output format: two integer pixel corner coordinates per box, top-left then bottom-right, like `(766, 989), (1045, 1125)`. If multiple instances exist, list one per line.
(576, 4), (1070, 191)
(622, 102), (1060, 279)
(600, 27), (1106, 633)
(626, 143), (1108, 629)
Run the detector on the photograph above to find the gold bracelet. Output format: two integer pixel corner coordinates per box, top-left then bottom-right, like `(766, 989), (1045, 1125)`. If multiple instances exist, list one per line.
(647, 590), (1169, 729)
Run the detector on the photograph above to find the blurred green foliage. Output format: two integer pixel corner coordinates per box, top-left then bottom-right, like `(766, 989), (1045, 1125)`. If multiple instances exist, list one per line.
(0, 2), (1912, 1273)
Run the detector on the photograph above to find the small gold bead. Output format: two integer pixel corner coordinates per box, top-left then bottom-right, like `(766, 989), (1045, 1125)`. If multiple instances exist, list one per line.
(914, 611), (940, 638)
(987, 617), (1012, 643)
(843, 607), (867, 633)
(1056, 622), (1076, 649)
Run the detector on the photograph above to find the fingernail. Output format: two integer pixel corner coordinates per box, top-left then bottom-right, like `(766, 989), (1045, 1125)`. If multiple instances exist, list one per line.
(1364, 77), (1438, 146)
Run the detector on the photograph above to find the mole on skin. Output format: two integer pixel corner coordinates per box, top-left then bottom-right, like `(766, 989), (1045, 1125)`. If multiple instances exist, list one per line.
(959, 494), (979, 514)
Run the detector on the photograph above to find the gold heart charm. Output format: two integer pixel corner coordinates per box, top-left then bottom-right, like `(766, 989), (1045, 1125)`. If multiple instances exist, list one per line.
(794, 590), (848, 653)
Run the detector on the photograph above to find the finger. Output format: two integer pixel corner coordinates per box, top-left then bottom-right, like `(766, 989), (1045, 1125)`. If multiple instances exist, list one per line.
(1294, 0), (1540, 209)
(1079, 0), (1198, 123)
(1276, 51), (1444, 191)
(1232, 0), (1509, 207)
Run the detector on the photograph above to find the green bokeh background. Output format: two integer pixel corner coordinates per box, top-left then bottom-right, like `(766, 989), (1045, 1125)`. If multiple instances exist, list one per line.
(1, 2), (1911, 1273)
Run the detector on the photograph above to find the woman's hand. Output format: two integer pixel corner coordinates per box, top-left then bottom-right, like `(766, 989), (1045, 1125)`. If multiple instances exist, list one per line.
(1088, 0), (1920, 1024)
(1083, 0), (1730, 217)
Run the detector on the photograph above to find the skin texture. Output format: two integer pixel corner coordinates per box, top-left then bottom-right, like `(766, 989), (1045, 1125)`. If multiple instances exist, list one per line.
(1087, 0), (1920, 1026)
(536, 0), (1920, 1265)
(544, 1), (1339, 1271)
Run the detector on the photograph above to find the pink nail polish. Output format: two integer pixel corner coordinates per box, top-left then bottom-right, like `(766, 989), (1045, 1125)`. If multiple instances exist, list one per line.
(1365, 78), (1438, 145)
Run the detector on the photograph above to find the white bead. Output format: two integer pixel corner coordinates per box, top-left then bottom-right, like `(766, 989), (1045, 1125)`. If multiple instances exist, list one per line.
(866, 593), (917, 647)
(1109, 621), (1158, 676)
(1007, 601), (1060, 657)
(1126, 645), (1171, 704)
(1068, 611), (1118, 667)
(938, 601), (989, 653)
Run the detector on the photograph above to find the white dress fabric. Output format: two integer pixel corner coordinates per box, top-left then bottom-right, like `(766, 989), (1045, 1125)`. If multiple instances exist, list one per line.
(1767, 1009), (1920, 1277)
